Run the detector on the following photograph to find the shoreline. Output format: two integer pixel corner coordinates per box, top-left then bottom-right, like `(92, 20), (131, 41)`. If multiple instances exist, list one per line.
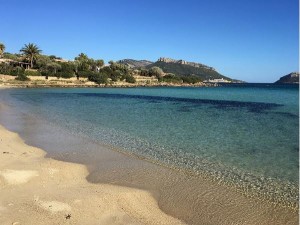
(0, 74), (218, 88)
(0, 90), (298, 225)
(0, 124), (186, 225)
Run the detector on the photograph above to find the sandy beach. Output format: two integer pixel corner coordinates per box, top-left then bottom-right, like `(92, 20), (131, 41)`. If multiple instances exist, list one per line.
(0, 124), (186, 225)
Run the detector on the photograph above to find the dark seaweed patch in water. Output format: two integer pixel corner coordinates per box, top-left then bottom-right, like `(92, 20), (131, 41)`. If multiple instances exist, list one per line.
(273, 112), (299, 119)
(13, 92), (283, 113)
(177, 106), (192, 112)
(148, 100), (161, 104)
(76, 93), (283, 113)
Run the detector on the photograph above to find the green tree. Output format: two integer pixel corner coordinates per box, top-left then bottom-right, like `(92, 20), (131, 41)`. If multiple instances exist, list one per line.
(140, 69), (150, 76)
(124, 75), (136, 83)
(75, 53), (88, 61)
(88, 72), (108, 84)
(95, 59), (104, 67)
(149, 66), (164, 78)
(57, 62), (75, 78)
(20, 43), (42, 68)
(109, 62), (129, 74)
(93, 59), (104, 72)
(13, 66), (25, 76)
(49, 55), (62, 60)
(74, 53), (90, 71)
(36, 55), (52, 68)
(0, 43), (5, 58)
(2, 52), (20, 61)
(15, 73), (30, 81)
(46, 62), (61, 75)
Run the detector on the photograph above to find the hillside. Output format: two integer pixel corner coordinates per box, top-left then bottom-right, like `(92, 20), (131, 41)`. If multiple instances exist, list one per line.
(145, 58), (232, 81)
(117, 59), (153, 68)
(117, 57), (235, 81)
(274, 72), (299, 84)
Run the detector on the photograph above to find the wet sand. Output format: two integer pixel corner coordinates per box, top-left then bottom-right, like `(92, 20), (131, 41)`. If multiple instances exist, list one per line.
(0, 100), (298, 225)
(0, 124), (185, 225)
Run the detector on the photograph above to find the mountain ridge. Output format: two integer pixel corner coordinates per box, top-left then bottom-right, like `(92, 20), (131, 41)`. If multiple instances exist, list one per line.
(157, 57), (216, 71)
(118, 57), (232, 81)
(117, 59), (153, 68)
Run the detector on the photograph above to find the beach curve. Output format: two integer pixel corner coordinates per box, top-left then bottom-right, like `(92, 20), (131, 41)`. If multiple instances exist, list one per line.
(0, 124), (185, 225)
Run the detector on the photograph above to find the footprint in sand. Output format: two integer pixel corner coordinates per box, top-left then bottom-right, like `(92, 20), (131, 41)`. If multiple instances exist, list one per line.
(0, 170), (39, 185)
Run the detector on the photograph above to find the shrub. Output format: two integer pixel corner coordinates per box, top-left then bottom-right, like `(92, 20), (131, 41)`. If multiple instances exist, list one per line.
(100, 66), (113, 76)
(88, 72), (108, 84)
(110, 70), (123, 81)
(24, 70), (41, 76)
(181, 75), (202, 84)
(56, 71), (74, 79)
(0, 64), (25, 76)
(15, 73), (30, 81)
(12, 66), (25, 76)
(140, 69), (150, 77)
(109, 62), (128, 73)
(125, 75), (136, 83)
(78, 70), (92, 78)
(149, 66), (164, 78)
(159, 73), (182, 83)
(59, 62), (74, 73)
(40, 70), (51, 78)
(0, 63), (19, 76)
(2, 53), (20, 61)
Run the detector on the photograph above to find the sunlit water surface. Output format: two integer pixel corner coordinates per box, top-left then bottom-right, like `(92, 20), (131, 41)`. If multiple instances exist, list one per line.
(0, 84), (298, 206)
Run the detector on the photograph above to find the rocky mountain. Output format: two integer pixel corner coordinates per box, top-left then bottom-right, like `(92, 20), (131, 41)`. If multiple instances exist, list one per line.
(156, 57), (216, 71)
(118, 57), (235, 81)
(275, 72), (299, 84)
(145, 57), (232, 81)
(117, 59), (153, 68)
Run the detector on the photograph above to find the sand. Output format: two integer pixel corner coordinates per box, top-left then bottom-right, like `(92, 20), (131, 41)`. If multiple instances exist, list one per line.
(0, 125), (185, 225)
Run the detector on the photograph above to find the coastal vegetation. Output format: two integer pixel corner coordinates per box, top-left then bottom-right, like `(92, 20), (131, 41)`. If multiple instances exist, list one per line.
(0, 43), (5, 58)
(0, 42), (233, 86)
(20, 43), (42, 68)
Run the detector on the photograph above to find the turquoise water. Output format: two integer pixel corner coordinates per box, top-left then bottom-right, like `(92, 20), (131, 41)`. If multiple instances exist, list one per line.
(0, 84), (298, 205)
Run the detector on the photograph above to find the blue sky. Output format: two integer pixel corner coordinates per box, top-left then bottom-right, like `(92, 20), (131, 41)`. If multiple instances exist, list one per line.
(1, 0), (298, 82)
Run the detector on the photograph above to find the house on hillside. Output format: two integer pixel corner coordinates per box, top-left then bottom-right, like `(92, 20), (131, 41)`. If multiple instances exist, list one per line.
(204, 78), (231, 83)
(0, 58), (30, 69)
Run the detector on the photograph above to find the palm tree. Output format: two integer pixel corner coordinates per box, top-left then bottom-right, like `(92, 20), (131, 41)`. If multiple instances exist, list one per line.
(0, 43), (5, 58)
(20, 43), (42, 68)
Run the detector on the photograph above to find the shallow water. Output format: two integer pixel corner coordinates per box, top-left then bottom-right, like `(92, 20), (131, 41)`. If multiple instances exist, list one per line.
(0, 84), (298, 208)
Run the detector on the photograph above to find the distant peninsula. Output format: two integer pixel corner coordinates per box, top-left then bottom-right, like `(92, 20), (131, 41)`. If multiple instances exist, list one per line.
(275, 72), (299, 84)
(118, 57), (235, 82)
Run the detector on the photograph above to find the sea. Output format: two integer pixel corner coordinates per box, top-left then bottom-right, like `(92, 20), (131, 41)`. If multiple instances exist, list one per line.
(0, 83), (298, 208)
